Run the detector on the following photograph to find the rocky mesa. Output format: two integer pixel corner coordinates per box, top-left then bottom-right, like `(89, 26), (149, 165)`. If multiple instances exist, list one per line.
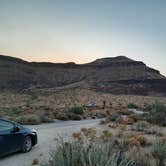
(0, 55), (165, 96)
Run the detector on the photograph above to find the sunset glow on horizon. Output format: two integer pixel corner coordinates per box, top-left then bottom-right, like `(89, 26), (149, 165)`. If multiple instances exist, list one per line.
(0, 0), (166, 75)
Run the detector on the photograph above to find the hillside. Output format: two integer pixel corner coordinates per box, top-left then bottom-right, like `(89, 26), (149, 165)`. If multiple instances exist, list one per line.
(0, 55), (166, 96)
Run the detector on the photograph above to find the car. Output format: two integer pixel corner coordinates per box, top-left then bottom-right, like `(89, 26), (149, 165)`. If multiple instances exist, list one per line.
(0, 118), (37, 157)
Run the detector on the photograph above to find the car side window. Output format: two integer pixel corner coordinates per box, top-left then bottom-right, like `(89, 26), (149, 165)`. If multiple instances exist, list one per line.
(0, 120), (14, 132)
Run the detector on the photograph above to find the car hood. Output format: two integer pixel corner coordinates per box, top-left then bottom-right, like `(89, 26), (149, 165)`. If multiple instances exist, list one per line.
(22, 126), (37, 134)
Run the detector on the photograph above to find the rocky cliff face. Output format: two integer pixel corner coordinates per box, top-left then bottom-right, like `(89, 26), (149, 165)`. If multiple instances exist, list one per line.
(0, 55), (165, 96)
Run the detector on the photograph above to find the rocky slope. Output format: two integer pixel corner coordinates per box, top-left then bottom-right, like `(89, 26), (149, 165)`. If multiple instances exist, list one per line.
(0, 55), (165, 96)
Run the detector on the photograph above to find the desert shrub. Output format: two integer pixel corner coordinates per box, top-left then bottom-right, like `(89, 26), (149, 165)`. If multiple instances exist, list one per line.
(102, 130), (113, 138)
(32, 158), (39, 165)
(72, 132), (82, 141)
(128, 137), (140, 147)
(114, 138), (129, 152)
(95, 112), (107, 118)
(117, 109), (132, 115)
(129, 135), (148, 147)
(144, 103), (166, 112)
(15, 114), (41, 125)
(143, 103), (154, 111)
(151, 140), (166, 166)
(118, 125), (127, 131)
(30, 94), (38, 101)
(55, 113), (69, 121)
(0, 107), (23, 116)
(131, 121), (161, 135)
(128, 114), (144, 122)
(136, 135), (148, 147)
(117, 117), (135, 125)
(69, 114), (82, 120)
(107, 113), (119, 122)
(100, 119), (107, 125)
(131, 121), (150, 132)
(81, 128), (96, 137)
(134, 155), (152, 166)
(40, 115), (54, 123)
(44, 136), (166, 166)
(70, 106), (84, 115)
(44, 140), (134, 166)
(74, 115), (82, 120)
(145, 103), (166, 126)
(73, 128), (97, 143)
(127, 149), (152, 166)
(128, 103), (138, 109)
(39, 111), (55, 122)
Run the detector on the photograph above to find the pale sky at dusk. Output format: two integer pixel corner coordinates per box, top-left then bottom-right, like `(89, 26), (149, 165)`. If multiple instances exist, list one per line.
(0, 0), (166, 75)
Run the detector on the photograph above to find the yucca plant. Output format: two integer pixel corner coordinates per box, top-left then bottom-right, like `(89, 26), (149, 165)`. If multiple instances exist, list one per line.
(47, 141), (83, 166)
(128, 151), (152, 166)
(83, 143), (115, 166)
(44, 140), (136, 166)
(114, 138), (129, 152)
(151, 140), (166, 166)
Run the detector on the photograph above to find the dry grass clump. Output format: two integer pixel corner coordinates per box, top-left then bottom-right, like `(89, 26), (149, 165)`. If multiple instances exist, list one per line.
(15, 114), (54, 125)
(118, 125), (127, 131)
(128, 113), (144, 122)
(129, 135), (149, 147)
(130, 121), (150, 132)
(55, 112), (69, 120)
(117, 117), (135, 125)
(130, 121), (164, 136)
(72, 128), (97, 143)
(32, 158), (39, 165)
(15, 114), (41, 125)
(16, 115), (41, 125)
(101, 130), (113, 141)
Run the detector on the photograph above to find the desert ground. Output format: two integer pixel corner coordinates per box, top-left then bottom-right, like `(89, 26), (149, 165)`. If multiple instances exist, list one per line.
(0, 88), (166, 165)
(0, 88), (166, 124)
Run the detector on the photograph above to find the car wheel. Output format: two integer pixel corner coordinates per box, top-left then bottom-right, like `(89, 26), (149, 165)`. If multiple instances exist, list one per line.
(22, 136), (32, 153)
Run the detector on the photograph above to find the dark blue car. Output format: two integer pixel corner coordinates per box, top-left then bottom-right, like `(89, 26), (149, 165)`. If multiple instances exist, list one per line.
(0, 118), (37, 157)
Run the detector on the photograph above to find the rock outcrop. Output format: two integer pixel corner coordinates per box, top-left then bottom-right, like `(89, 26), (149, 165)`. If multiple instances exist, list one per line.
(0, 55), (165, 96)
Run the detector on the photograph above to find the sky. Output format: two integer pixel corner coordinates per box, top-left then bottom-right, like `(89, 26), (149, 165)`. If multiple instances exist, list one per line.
(0, 0), (166, 75)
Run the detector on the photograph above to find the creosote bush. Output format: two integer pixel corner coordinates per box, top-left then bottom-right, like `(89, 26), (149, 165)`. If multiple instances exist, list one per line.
(70, 106), (84, 115)
(145, 103), (166, 126)
(128, 103), (139, 109)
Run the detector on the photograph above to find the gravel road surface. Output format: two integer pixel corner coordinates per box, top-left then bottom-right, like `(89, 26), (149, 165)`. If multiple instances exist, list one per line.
(0, 119), (101, 166)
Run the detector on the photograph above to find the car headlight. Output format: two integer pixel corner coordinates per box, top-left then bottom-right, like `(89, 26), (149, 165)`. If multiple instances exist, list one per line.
(31, 129), (37, 134)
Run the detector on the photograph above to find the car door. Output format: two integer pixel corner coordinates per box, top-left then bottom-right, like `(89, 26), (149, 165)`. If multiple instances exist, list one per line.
(0, 132), (7, 156)
(10, 124), (24, 151)
(0, 120), (22, 156)
(0, 129), (13, 156)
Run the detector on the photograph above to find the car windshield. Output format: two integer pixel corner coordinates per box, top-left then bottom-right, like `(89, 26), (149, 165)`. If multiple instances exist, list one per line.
(0, 120), (14, 132)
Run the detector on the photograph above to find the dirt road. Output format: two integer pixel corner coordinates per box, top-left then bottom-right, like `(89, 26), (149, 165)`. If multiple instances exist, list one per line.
(0, 119), (100, 166)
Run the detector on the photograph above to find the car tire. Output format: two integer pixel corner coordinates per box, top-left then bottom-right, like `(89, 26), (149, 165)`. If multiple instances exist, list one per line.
(22, 136), (32, 153)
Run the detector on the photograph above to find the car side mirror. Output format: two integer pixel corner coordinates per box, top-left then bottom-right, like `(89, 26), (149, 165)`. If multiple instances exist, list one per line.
(13, 126), (20, 132)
